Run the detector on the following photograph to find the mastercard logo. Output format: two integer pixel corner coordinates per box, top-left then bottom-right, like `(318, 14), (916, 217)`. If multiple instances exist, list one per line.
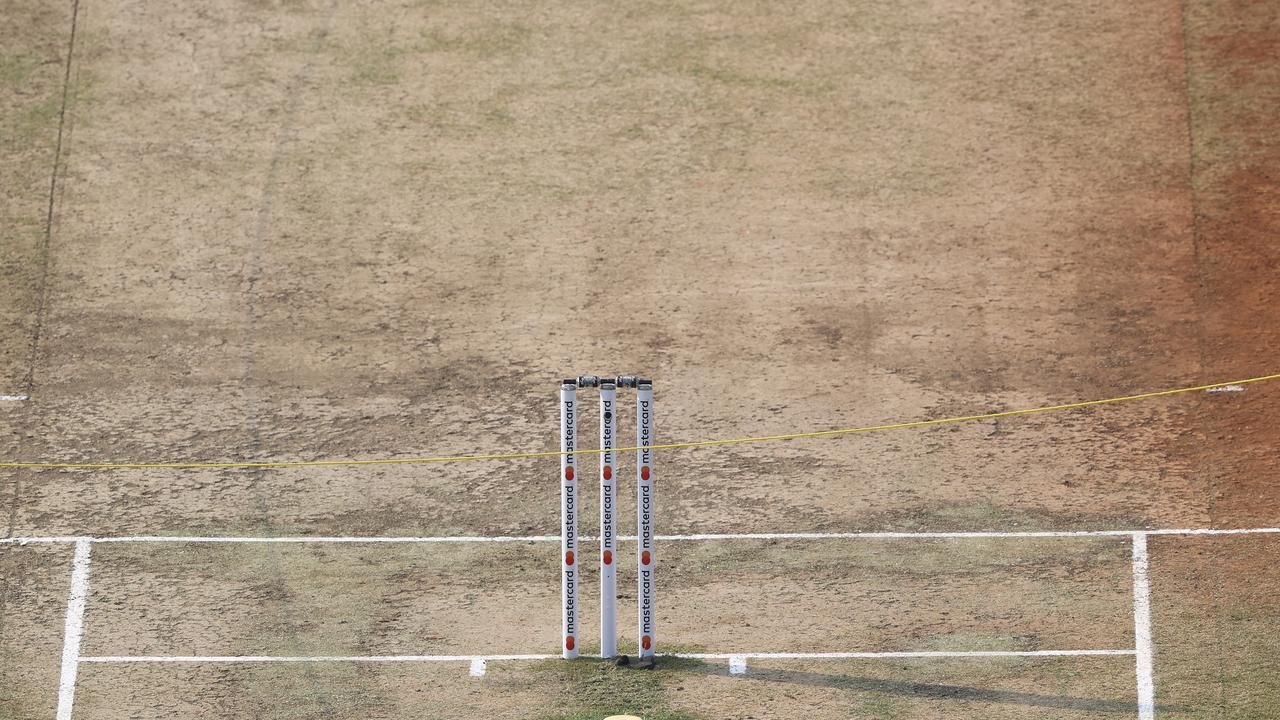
(641, 550), (651, 565)
(641, 466), (650, 481)
(565, 636), (575, 651)
(641, 635), (651, 650)
(564, 467), (574, 481)
(603, 466), (612, 480)
(565, 550), (575, 565)
(603, 550), (613, 565)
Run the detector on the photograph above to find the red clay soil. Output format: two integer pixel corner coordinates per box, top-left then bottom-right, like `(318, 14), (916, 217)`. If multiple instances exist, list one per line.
(1180, 0), (1280, 527)
(1150, 2), (1280, 716)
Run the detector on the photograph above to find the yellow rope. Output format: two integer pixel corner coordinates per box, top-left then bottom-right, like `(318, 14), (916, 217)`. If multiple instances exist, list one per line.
(2, 373), (1275, 470)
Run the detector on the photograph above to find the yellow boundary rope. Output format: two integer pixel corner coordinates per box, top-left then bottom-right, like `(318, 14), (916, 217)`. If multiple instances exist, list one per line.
(2, 373), (1276, 470)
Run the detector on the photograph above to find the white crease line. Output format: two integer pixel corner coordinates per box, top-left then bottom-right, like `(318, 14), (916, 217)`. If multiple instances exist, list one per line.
(56, 540), (92, 720)
(1132, 533), (1156, 720)
(80, 654), (556, 663)
(1145, 527), (1280, 536)
(79, 649), (1131, 664)
(657, 528), (1280, 540)
(655, 531), (1132, 540)
(0, 536), (90, 545)
(0, 394), (29, 401)
(86, 535), (561, 544)
(4, 528), (1279, 545)
(675, 650), (1135, 659)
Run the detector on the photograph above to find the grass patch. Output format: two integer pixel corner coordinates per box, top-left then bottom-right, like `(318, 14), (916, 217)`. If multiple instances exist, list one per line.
(344, 22), (530, 87)
(5, 94), (59, 147)
(852, 695), (901, 719)
(529, 656), (708, 720)
(0, 51), (62, 150)
(416, 23), (532, 59)
(402, 99), (516, 135)
(348, 45), (406, 86)
(0, 54), (41, 86)
(666, 531), (1126, 583)
(687, 64), (834, 97)
(241, 664), (385, 719)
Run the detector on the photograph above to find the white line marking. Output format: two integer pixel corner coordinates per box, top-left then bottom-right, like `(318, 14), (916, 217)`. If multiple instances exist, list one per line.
(655, 532), (1128, 540)
(87, 535), (561, 544)
(729, 656), (747, 674)
(469, 658), (487, 677)
(56, 539), (92, 720)
(654, 528), (1280, 540)
(99, 535), (562, 544)
(0, 536), (91, 545)
(1205, 385), (1244, 393)
(1143, 527), (1280, 536)
(1132, 533), (1156, 720)
(3, 527), (1276, 545)
(79, 649), (1131, 664)
(0, 394), (29, 401)
(675, 649), (1135, 659)
(80, 654), (556, 663)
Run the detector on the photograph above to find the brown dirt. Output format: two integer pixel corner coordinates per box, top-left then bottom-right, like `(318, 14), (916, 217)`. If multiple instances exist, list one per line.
(0, 0), (1276, 716)
(2, 0), (1225, 540)
(1179, 0), (1280, 527)
(0, 544), (73, 720)
(1153, 1), (1280, 718)
(0, 0), (70, 392)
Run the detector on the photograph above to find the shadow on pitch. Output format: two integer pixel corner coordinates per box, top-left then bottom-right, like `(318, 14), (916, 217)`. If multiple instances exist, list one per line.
(666, 659), (1182, 714)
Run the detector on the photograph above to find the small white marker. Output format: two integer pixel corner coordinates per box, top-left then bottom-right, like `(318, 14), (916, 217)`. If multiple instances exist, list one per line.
(729, 656), (747, 675)
(0, 395), (28, 401)
(469, 658), (486, 677)
(1206, 385), (1244, 393)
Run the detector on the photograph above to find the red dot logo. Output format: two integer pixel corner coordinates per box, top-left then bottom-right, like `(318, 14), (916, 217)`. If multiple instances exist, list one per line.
(564, 467), (574, 481)
(641, 635), (651, 650)
(641, 550), (651, 565)
(565, 550), (575, 565)
(603, 550), (613, 565)
(603, 466), (612, 481)
(566, 636), (575, 651)
(641, 466), (650, 481)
